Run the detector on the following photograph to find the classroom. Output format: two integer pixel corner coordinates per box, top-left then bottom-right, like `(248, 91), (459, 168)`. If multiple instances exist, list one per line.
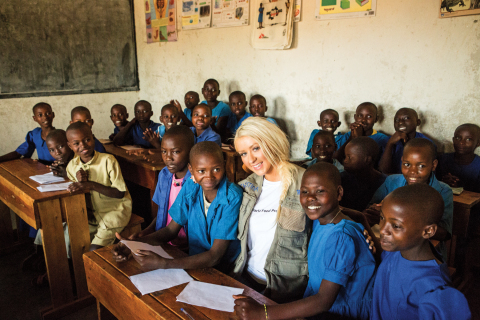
(0, 0), (479, 319)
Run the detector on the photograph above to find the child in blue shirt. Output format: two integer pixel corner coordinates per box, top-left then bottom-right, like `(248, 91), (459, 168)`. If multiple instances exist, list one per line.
(234, 162), (375, 320)
(0, 102), (56, 164)
(70, 106), (106, 153)
(226, 91), (252, 139)
(306, 131), (344, 173)
(371, 184), (471, 320)
(190, 104), (222, 147)
(306, 109), (345, 157)
(142, 104), (180, 150)
(249, 94), (278, 126)
(113, 100), (161, 148)
(200, 78), (232, 137)
(171, 91), (199, 127)
(109, 104), (129, 141)
(367, 138), (452, 262)
(113, 141), (242, 273)
(379, 108), (434, 174)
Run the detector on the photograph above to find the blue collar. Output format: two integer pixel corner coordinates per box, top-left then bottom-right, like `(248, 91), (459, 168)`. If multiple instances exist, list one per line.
(160, 166), (191, 183)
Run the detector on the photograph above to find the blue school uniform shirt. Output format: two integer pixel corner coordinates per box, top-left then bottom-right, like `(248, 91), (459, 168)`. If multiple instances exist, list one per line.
(113, 127), (120, 135)
(226, 112), (252, 135)
(304, 219), (375, 320)
(266, 117), (278, 126)
(155, 125), (166, 139)
(15, 127), (56, 163)
(168, 177), (242, 271)
(371, 250), (471, 320)
(200, 100), (232, 125)
(305, 129), (346, 157)
(340, 171), (387, 212)
(94, 137), (106, 153)
(437, 153), (480, 193)
(127, 121), (161, 148)
(370, 174), (453, 261)
(390, 133), (434, 174)
(307, 158), (344, 173)
(184, 108), (192, 121)
(190, 126), (222, 147)
(152, 167), (191, 231)
(342, 129), (390, 156)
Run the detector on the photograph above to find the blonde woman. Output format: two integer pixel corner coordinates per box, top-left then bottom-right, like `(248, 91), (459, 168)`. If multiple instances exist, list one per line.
(232, 117), (310, 303)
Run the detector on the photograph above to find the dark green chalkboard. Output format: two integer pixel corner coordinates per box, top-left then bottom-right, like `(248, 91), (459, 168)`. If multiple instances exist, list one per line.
(0, 0), (139, 99)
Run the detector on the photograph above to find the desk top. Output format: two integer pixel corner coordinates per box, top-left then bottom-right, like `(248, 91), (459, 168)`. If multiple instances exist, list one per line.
(104, 144), (165, 171)
(453, 190), (480, 208)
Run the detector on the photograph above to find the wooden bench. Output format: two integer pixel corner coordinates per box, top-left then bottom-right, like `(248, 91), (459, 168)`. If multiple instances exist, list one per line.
(120, 214), (144, 239)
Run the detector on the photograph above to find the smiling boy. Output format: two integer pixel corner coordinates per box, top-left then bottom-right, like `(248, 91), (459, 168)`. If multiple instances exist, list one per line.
(306, 109), (344, 157)
(200, 79), (232, 137)
(109, 104), (129, 140)
(190, 104), (222, 147)
(70, 106), (106, 153)
(249, 94), (277, 126)
(308, 131), (344, 173)
(226, 91), (252, 138)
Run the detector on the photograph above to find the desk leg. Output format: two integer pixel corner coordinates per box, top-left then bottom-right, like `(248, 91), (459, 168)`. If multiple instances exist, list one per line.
(63, 194), (90, 298)
(0, 201), (14, 247)
(38, 199), (74, 308)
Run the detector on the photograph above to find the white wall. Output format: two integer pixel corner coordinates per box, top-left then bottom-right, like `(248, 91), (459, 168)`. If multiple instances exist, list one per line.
(1, 0), (479, 158)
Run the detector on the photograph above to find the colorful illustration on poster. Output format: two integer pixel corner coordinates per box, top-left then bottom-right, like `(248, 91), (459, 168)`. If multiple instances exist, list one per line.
(212, 0), (249, 28)
(294, 0), (301, 21)
(440, 0), (480, 18)
(145, 0), (177, 42)
(182, 0), (212, 30)
(252, 0), (294, 50)
(315, 0), (376, 20)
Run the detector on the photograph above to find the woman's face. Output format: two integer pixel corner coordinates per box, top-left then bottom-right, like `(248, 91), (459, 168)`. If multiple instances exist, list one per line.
(235, 136), (275, 178)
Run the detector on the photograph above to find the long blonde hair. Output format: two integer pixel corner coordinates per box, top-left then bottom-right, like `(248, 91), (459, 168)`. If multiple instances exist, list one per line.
(234, 117), (297, 213)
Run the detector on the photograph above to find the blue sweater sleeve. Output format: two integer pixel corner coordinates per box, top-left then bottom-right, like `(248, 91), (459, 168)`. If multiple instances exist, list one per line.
(15, 131), (36, 158)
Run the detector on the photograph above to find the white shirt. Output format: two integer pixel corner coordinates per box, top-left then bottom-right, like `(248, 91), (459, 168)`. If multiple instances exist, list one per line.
(246, 178), (282, 284)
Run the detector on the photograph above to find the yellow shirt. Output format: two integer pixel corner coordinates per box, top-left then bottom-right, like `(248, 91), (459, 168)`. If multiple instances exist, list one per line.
(67, 152), (132, 229)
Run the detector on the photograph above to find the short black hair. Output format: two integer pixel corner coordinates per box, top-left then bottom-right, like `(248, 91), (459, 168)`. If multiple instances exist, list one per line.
(357, 102), (378, 114)
(313, 130), (336, 145)
(134, 100), (152, 111)
(404, 138), (437, 161)
(162, 125), (195, 151)
(395, 107), (418, 120)
(111, 104), (127, 113)
(32, 102), (52, 113)
(71, 106), (91, 119)
(192, 103), (212, 116)
(189, 141), (224, 164)
(46, 129), (67, 143)
(161, 104), (178, 114)
(204, 78), (219, 88)
(304, 162), (341, 187)
(185, 91), (200, 98)
(320, 109), (339, 120)
(66, 121), (92, 135)
(456, 123), (480, 136)
(348, 137), (380, 163)
(229, 91), (246, 100)
(250, 94), (266, 105)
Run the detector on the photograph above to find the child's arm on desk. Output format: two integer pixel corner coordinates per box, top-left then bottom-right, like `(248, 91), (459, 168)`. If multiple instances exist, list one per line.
(112, 118), (136, 146)
(0, 151), (22, 163)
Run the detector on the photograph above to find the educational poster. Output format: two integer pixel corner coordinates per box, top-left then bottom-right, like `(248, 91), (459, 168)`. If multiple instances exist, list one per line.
(145, 0), (177, 42)
(315, 0), (376, 20)
(212, 0), (250, 28)
(294, 0), (301, 22)
(440, 0), (480, 18)
(252, 0), (294, 50)
(182, 0), (212, 30)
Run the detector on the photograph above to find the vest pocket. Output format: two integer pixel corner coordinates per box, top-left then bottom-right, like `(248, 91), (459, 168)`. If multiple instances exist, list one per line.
(275, 232), (307, 260)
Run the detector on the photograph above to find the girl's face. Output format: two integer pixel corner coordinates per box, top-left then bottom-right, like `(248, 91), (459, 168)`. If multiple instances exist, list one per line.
(235, 136), (277, 179)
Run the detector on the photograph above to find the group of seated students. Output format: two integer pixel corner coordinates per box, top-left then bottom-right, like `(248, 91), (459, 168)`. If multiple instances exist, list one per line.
(0, 77), (475, 319)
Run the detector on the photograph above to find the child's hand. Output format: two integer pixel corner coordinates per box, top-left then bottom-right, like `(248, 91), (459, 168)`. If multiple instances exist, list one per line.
(76, 169), (88, 182)
(143, 128), (160, 144)
(131, 250), (167, 269)
(67, 182), (89, 193)
(143, 150), (163, 164)
(111, 233), (132, 262)
(364, 229), (376, 254)
(109, 133), (115, 141)
(126, 149), (146, 156)
(170, 99), (182, 113)
(350, 123), (364, 138)
(389, 131), (409, 145)
(233, 295), (264, 320)
(228, 140), (236, 151)
(442, 173), (460, 187)
(127, 230), (147, 240)
(364, 203), (382, 226)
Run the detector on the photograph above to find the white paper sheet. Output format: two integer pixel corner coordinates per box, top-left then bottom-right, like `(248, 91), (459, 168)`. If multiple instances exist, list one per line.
(120, 145), (144, 151)
(37, 182), (72, 192)
(130, 268), (193, 295)
(120, 240), (173, 259)
(30, 172), (66, 185)
(176, 281), (244, 312)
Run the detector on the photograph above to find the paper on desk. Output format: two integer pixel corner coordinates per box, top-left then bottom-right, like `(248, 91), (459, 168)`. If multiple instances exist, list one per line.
(30, 172), (66, 184)
(37, 182), (72, 192)
(120, 145), (144, 151)
(176, 281), (244, 313)
(98, 139), (113, 145)
(130, 268), (193, 295)
(451, 187), (464, 195)
(120, 240), (173, 259)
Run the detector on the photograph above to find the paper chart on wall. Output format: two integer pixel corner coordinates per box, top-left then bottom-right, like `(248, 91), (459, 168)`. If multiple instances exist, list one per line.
(212, 0), (249, 28)
(315, 0), (376, 20)
(182, 0), (212, 30)
(145, 0), (177, 43)
(294, 0), (301, 22)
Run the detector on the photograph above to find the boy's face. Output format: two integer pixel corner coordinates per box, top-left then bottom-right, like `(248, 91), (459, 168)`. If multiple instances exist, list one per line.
(318, 112), (340, 133)
(300, 171), (343, 221)
(134, 103), (153, 123)
(67, 128), (95, 161)
(343, 143), (368, 173)
(354, 105), (377, 132)
(188, 153), (225, 192)
(453, 126), (480, 155)
(249, 97), (267, 117)
(394, 109), (420, 135)
(401, 146), (438, 185)
(47, 136), (73, 163)
(185, 92), (200, 109)
(71, 112), (94, 128)
(160, 108), (180, 131)
(202, 81), (220, 103)
(229, 95), (247, 118)
(311, 135), (336, 163)
(192, 106), (212, 131)
(161, 136), (190, 174)
(110, 106), (128, 127)
(33, 105), (55, 128)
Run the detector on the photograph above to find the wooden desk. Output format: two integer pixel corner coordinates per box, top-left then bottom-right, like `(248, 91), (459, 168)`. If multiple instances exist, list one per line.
(0, 159), (92, 319)
(84, 245), (276, 320)
(104, 144), (165, 219)
(222, 147), (250, 183)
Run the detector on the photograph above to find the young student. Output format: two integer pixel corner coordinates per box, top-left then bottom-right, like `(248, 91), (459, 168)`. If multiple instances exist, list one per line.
(226, 91), (252, 138)
(367, 138), (452, 261)
(171, 91), (200, 127)
(70, 106), (106, 153)
(437, 123), (480, 193)
(190, 104), (222, 147)
(371, 184), (471, 320)
(340, 137), (387, 212)
(234, 163), (376, 320)
(0, 102), (56, 164)
(113, 100), (160, 148)
(126, 126), (194, 249)
(66, 122), (132, 250)
(46, 129), (74, 178)
(112, 141), (242, 273)
(307, 131), (344, 173)
(200, 78), (232, 136)
(249, 94), (277, 126)
(335, 102), (389, 162)
(109, 104), (129, 141)
(306, 109), (345, 157)
(379, 108), (433, 174)
(142, 104), (180, 150)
